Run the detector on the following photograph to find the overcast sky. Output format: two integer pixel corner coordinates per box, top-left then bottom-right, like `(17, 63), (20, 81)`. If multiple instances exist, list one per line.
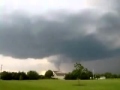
(0, 0), (120, 74)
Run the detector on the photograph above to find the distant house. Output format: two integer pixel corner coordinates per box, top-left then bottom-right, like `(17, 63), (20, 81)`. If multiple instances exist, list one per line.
(52, 71), (66, 80)
(99, 76), (106, 80)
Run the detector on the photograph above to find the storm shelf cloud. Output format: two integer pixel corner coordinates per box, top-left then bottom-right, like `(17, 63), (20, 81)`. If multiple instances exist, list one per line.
(0, 0), (120, 73)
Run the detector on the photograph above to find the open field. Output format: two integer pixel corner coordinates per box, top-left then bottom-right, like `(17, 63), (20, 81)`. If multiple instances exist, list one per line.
(0, 79), (120, 90)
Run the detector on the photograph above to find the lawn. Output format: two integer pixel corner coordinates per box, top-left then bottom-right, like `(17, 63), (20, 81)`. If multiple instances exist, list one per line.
(0, 79), (120, 90)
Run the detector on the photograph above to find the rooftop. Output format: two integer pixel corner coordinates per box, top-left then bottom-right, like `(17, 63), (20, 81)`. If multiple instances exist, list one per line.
(53, 71), (66, 76)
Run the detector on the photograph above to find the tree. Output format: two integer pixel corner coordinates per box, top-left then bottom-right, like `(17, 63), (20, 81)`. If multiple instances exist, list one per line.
(11, 72), (19, 80)
(113, 74), (118, 78)
(118, 74), (120, 78)
(87, 71), (93, 79)
(39, 75), (45, 79)
(45, 70), (53, 78)
(64, 72), (73, 80)
(74, 63), (86, 85)
(95, 74), (101, 79)
(27, 71), (39, 80)
(64, 63), (93, 81)
(80, 70), (92, 80)
(1, 71), (12, 80)
(18, 72), (28, 80)
(104, 72), (113, 78)
(74, 63), (84, 78)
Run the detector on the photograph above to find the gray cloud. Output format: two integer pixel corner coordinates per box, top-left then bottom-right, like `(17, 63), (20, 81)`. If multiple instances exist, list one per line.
(81, 57), (120, 74)
(0, 0), (120, 73)
(0, 10), (120, 61)
(96, 12), (120, 49)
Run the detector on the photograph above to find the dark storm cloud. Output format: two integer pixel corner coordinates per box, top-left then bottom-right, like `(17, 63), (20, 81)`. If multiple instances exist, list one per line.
(1, 0), (120, 63)
(81, 57), (120, 74)
(0, 11), (101, 60)
(110, 0), (120, 12)
(96, 12), (120, 49)
(98, 13), (120, 34)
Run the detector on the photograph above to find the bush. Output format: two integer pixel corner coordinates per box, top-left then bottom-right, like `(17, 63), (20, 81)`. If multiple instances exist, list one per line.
(1, 71), (12, 80)
(27, 71), (39, 80)
(45, 70), (53, 78)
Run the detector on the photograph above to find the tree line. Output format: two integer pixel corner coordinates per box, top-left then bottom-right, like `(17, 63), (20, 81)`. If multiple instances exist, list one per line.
(0, 63), (120, 80)
(0, 71), (44, 80)
(0, 70), (55, 80)
(95, 72), (120, 79)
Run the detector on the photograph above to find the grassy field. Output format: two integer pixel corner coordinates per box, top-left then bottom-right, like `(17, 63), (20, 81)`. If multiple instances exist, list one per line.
(0, 79), (120, 90)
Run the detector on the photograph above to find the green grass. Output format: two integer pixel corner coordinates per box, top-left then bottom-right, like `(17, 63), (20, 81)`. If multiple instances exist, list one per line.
(0, 79), (120, 90)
